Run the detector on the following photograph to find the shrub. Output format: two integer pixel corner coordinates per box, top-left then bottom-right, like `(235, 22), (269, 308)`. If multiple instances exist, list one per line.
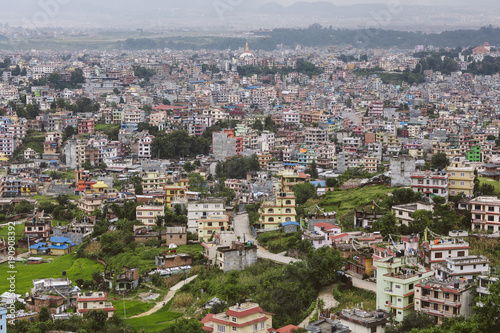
(172, 293), (193, 308)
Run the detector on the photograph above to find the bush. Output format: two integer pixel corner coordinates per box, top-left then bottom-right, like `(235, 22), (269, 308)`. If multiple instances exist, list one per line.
(362, 273), (369, 280)
(172, 293), (193, 308)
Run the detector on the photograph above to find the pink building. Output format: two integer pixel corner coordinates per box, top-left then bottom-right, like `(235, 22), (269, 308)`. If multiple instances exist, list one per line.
(78, 118), (95, 134)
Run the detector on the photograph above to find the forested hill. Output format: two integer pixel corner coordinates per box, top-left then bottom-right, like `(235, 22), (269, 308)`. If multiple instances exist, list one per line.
(120, 25), (500, 50)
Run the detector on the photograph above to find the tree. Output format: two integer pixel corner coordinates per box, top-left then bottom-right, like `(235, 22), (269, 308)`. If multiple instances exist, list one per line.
(38, 307), (50, 322)
(372, 213), (398, 237)
(391, 188), (420, 206)
(293, 183), (317, 206)
(188, 173), (206, 192)
(479, 183), (495, 195)
(305, 247), (345, 287)
(14, 200), (34, 214)
(251, 119), (264, 132)
(62, 125), (75, 141)
(431, 153), (449, 170)
(85, 310), (108, 332)
(325, 177), (338, 188)
(487, 134), (496, 141)
(134, 183), (144, 195)
(183, 161), (195, 172)
(309, 161), (318, 179)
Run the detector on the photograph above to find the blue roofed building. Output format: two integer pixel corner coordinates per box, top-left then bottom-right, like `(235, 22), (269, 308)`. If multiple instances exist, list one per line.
(30, 236), (76, 256)
(281, 221), (300, 233)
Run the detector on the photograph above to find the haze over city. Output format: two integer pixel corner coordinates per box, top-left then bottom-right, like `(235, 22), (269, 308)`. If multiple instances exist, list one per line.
(1, 0), (500, 31)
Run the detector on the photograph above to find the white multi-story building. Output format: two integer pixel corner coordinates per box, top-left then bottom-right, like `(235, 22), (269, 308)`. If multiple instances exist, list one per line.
(76, 291), (115, 318)
(470, 196), (500, 233)
(137, 134), (154, 158)
(0, 134), (16, 156)
(283, 110), (301, 124)
(434, 255), (490, 281)
(305, 127), (328, 145)
(187, 198), (226, 233)
(410, 171), (449, 202)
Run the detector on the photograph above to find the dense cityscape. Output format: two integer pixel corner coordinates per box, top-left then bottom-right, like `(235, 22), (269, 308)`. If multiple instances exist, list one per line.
(1, 2), (500, 333)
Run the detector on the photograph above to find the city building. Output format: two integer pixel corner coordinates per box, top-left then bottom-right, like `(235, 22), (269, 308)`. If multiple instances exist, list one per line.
(136, 205), (165, 227)
(187, 198), (226, 233)
(410, 170), (449, 202)
(201, 302), (273, 333)
(470, 196), (500, 232)
(374, 256), (433, 322)
(76, 292), (115, 318)
(446, 158), (475, 196)
(414, 278), (474, 323)
(259, 192), (296, 229)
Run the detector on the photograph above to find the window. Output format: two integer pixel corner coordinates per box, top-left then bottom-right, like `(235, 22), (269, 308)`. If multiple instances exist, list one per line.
(253, 324), (258, 332)
(409, 283), (414, 290)
(217, 325), (226, 332)
(137, 212), (142, 216)
(261, 322), (265, 329)
(435, 252), (443, 259)
(232, 318), (236, 322)
(395, 285), (401, 289)
(457, 251), (465, 257)
(232, 328), (237, 332)
(489, 207), (495, 212)
(204, 205), (209, 209)
(461, 172), (464, 177)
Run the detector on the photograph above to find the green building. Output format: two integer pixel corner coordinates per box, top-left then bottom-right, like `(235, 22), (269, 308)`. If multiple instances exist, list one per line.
(374, 256), (434, 322)
(466, 145), (482, 162)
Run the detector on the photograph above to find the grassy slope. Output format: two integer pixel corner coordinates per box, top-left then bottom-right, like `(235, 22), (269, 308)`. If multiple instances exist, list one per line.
(320, 185), (393, 218)
(0, 254), (103, 295)
(112, 299), (156, 318)
(124, 300), (183, 332)
(478, 177), (500, 196)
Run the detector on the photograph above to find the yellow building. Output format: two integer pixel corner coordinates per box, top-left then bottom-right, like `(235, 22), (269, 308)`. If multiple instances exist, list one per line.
(257, 153), (272, 170)
(278, 169), (309, 193)
(201, 302), (273, 333)
(198, 215), (230, 241)
(164, 184), (188, 208)
(141, 171), (167, 192)
(259, 193), (296, 229)
(446, 158), (475, 196)
(77, 195), (107, 215)
(408, 148), (424, 159)
(136, 205), (165, 226)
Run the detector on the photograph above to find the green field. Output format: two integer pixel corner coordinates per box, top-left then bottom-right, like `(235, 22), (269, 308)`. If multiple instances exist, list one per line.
(319, 185), (393, 218)
(0, 222), (25, 240)
(479, 177), (500, 196)
(332, 285), (376, 312)
(125, 299), (183, 332)
(112, 299), (156, 318)
(0, 254), (103, 295)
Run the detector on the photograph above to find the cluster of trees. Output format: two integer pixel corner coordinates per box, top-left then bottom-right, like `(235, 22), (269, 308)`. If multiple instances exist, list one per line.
(414, 53), (458, 75)
(215, 155), (260, 179)
(151, 130), (211, 159)
(7, 309), (134, 333)
(133, 66), (156, 80)
(236, 58), (322, 78)
(121, 26), (500, 51)
(33, 69), (85, 90)
(184, 247), (344, 328)
(251, 116), (277, 134)
(467, 55), (500, 75)
(372, 188), (470, 236)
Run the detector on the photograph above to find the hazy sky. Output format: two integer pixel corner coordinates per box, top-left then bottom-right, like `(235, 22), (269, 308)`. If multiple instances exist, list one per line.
(2, 0), (499, 30)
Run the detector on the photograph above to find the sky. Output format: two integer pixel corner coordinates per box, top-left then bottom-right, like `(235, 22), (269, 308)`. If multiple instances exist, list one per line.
(1, 0), (499, 30)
